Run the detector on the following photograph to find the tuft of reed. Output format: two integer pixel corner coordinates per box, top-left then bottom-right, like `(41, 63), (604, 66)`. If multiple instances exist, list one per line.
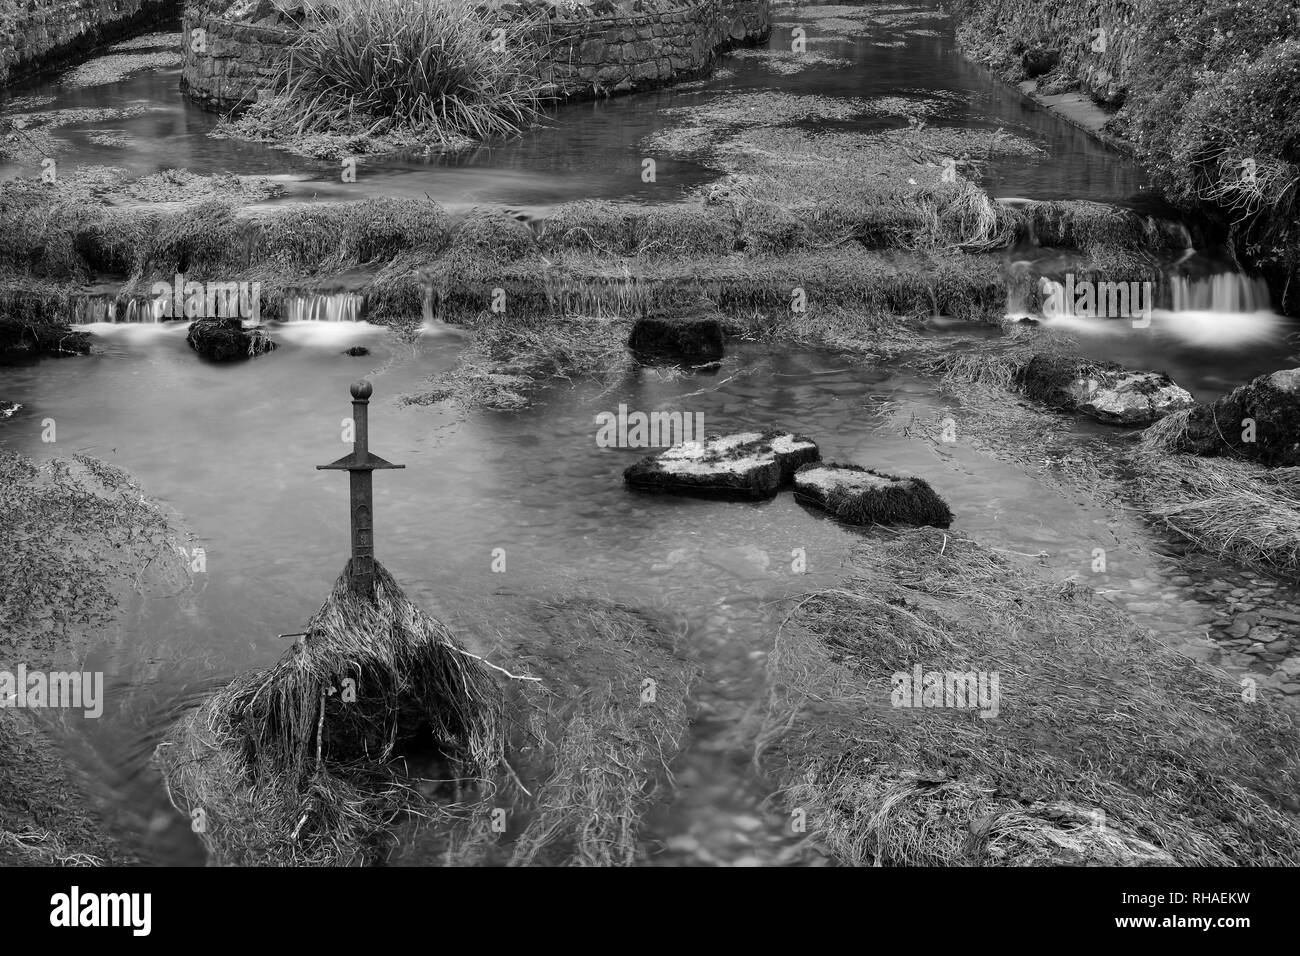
(761, 528), (1300, 866)
(157, 559), (504, 865)
(255, 0), (550, 145)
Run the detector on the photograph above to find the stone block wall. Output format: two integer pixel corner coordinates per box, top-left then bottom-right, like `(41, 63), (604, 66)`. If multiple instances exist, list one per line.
(0, 0), (180, 85)
(180, 0), (770, 113)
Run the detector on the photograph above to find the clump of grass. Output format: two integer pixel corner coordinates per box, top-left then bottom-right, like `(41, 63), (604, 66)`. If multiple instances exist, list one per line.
(1019, 200), (1177, 252)
(742, 305), (929, 359)
(0, 453), (187, 658)
(157, 559), (504, 865)
(404, 314), (634, 410)
(504, 597), (696, 867)
(1128, 445), (1300, 575)
(250, 0), (550, 147)
(761, 528), (1300, 865)
(539, 201), (733, 259)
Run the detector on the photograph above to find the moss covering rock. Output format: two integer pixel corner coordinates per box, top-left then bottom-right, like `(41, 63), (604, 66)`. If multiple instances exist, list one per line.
(1015, 353), (1194, 427)
(627, 310), (725, 365)
(186, 318), (278, 362)
(1143, 368), (1300, 467)
(793, 462), (953, 528)
(624, 431), (819, 499)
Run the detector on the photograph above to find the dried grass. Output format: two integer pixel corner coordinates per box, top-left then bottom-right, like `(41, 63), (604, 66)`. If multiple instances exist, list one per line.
(157, 559), (504, 865)
(760, 528), (1300, 865)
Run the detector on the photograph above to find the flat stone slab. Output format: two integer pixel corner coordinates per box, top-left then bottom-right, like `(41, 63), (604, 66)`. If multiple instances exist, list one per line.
(624, 431), (819, 499)
(793, 463), (953, 528)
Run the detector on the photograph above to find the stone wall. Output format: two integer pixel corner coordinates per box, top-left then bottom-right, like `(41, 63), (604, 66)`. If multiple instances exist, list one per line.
(0, 0), (180, 85)
(180, 0), (770, 113)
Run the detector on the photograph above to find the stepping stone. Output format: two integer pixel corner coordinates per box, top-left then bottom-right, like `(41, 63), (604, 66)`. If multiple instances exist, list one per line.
(793, 463), (953, 528)
(628, 312), (725, 365)
(624, 431), (819, 499)
(186, 317), (277, 362)
(1017, 354), (1193, 427)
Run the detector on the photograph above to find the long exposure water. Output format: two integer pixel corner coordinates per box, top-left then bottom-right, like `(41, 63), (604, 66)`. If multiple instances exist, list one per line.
(1, 1), (1149, 213)
(3, 1), (1299, 866)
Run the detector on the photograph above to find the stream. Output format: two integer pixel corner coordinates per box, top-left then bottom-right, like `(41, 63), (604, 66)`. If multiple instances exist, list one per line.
(2, 0), (1300, 866)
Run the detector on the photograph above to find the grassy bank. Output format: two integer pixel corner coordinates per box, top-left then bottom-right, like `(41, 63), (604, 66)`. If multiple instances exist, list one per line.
(952, 0), (1300, 314)
(761, 527), (1300, 865)
(923, 338), (1300, 577)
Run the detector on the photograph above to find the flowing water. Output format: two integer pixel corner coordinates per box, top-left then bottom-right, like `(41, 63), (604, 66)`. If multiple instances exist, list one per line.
(1, 3), (1151, 212)
(3, 1), (1300, 866)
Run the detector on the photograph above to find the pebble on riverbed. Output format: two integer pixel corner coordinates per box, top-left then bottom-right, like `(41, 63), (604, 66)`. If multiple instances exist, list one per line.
(793, 462), (954, 528)
(624, 431), (819, 499)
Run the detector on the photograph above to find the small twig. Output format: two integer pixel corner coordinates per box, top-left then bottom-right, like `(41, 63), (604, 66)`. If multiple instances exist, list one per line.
(500, 758), (533, 798)
(445, 645), (541, 682)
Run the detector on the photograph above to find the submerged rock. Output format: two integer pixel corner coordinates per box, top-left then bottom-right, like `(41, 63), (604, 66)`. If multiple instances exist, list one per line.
(186, 318), (278, 362)
(628, 312), (725, 365)
(1017, 354), (1194, 426)
(624, 431), (819, 499)
(1169, 368), (1300, 467)
(344, 346), (370, 357)
(794, 463), (953, 528)
(0, 316), (91, 360)
(0, 401), (19, 420)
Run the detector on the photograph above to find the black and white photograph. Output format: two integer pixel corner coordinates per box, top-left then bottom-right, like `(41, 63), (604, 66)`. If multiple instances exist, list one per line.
(0, 0), (1293, 930)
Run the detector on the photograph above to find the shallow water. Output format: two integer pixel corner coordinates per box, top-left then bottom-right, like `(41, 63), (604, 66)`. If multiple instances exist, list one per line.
(0, 1), (1151, 213)
(2, 0), (1298, 866)
(3, 319), (1298, 864)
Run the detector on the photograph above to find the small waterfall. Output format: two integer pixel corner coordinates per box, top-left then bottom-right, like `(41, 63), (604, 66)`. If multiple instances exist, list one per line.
(281, 292), (366, 323)
(70, 294), (171, 324)
(1169, 273), (1271, 313)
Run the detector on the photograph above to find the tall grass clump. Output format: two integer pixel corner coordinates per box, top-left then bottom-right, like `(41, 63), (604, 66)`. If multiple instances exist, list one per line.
(257, 0), (550, 145)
